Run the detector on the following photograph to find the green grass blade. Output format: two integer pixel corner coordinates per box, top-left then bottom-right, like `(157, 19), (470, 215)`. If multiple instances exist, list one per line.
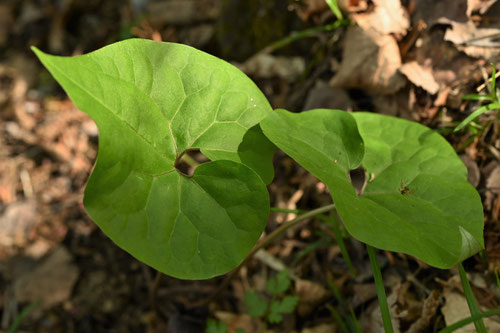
(438, 308), (500, 333)
(454, 102), (500, 132)
(263, 20), (349, 53)
(325, 0), (344, 20)
(8, 302), (38, 333)
(490, 63), (497, 100)
(366, 245), (394, 333)
(458, 263), (487, 333)
(462, 94), (493, 102)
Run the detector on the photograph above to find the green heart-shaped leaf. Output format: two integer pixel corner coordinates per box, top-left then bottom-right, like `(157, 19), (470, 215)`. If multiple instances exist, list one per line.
(33, 39), (272, 279)
(261, 109), (484, 268)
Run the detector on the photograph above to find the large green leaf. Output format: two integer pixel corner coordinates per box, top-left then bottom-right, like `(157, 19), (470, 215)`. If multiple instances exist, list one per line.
(261, 109), (484, 268)
(33, 39), (272, 279)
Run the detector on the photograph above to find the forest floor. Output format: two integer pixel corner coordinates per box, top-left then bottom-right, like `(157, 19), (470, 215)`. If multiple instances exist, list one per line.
(0, 0), (500, 332)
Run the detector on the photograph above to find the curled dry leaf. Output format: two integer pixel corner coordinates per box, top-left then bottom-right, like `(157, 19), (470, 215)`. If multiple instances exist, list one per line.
(440, 19), (500, 61)
(399, 61), (440, 95)
(467, 0), (498, 16)
(352, 0), (410, 35)
(330, 27), (406, 94)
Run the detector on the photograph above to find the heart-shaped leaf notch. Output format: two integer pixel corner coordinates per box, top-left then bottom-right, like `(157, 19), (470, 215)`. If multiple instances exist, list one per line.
(261, 109), (484, 269)
(33, 39), (273, 279)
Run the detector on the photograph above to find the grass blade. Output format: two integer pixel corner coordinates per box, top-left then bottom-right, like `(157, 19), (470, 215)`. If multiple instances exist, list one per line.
(490, 63), (497, 100)
(366, 245), (394, 333)
(454, 102), (500, 132)
(462, 94), (493, 101)
(325, 0), (344, 20)
(458, 263), (487, 333)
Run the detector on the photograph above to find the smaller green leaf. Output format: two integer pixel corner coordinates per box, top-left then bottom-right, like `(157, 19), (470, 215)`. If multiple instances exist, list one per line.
(267, 296), (299, 324)
(245, 291), (268, 318)
(266, 269), (291, 295)
(454, 102), (500, 132)
(206, 319), (227, 333)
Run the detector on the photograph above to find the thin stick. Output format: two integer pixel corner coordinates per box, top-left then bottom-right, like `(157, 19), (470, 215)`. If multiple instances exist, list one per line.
(366, 244), (394, 333)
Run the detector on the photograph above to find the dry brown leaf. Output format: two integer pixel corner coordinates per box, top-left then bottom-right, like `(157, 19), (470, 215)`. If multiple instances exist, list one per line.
(0, 200), (38, 248)
(237, 54), (306, 80)
(295, 279), (330, 316)
(303, 80), (357, 111)
(215, 311), (262, 333)
(399, 61), (440, 94)
(296, 0), (329, 21)
(460, 154), (481, 187)
(13, 246), (79, 308)
(146, 0), (219, 25)
(442, 291), (500, 332)
(467, 0), (498, 16)
(352, 0), (410, 35)
(406, 290), (441, 333)
(441, 19), (500, 61)
(330, 27), (406, 94)
(301, 323), (337, 333)
(411, 0), (468, 26)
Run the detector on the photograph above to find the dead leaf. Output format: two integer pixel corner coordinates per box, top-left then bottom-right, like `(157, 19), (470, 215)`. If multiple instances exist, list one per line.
(215, 311), (262, 333)
(301, 323), (337, 333)
(467, 0), (498, 16)
(13, 246), (79, 308)
(0, 200), (38, 248)
(295, 0), (329, 21)
(330, 26), (406, 94)
(303, 80), (357, 111)
(352, 0), (410, 35)
(442, 291), (500, 332)
(441, 19), (500, 61)
(460, 154), (481, 187)
(237, 54), (306, 80)
(146, 0), (219, 25)
(295, 279), (330, 316)
(406, 290), (441, 333)
(351, 283), (377, 308)
(410, 0), (468, 26)
(399, 61), (440, 94)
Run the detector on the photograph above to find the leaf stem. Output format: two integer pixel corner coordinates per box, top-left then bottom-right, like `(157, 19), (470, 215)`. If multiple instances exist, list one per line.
(366, 244), (394, 333)
(196, 204), (336, 307)
(458, 262), (487, 333)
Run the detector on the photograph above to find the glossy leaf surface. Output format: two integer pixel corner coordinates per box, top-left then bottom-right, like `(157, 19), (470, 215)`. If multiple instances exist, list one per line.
(33, 39), (272, 279)
(261, 109), (484, 268)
